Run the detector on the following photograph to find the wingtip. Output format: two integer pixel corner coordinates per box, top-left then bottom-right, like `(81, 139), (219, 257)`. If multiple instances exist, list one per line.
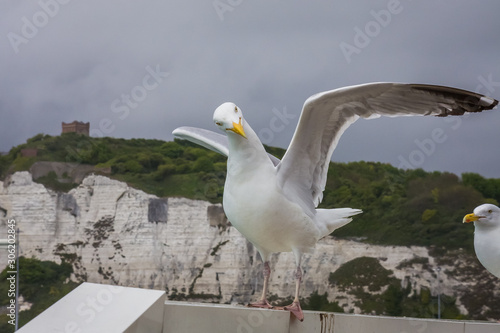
(479, 96), (499, 109)
(352, 209), (363, 216)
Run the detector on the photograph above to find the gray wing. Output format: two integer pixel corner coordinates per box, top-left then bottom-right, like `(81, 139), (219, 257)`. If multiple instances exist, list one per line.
(172, 126), (281, 166)
(277, 82), (498, 217)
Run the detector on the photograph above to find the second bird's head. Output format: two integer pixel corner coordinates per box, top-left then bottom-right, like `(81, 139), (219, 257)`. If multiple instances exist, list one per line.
(463, 204), (500, 228)
(213, 102), (247, 139)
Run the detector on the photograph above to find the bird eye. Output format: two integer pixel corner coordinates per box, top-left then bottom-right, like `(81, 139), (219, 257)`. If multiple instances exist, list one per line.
(215, 121), (222, 126)
(489, 209), (493, 213)
(234, 106), (238, 112)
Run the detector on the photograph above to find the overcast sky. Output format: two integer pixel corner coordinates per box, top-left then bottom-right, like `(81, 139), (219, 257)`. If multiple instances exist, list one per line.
(1, 1), (499, 178)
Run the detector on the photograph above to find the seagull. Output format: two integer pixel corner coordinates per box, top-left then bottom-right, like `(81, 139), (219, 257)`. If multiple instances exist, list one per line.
(463, 204), (500, 278)
(173, 82), (498, 321)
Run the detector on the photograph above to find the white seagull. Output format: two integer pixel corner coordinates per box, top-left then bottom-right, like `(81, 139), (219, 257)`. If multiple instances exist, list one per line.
(174, 82), (498, 321)
(463, 204), (500, 278)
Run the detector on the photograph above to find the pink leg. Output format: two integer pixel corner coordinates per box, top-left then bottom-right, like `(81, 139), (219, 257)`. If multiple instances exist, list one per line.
(248, 261), (272, 309)
(284, 266), (304, 321)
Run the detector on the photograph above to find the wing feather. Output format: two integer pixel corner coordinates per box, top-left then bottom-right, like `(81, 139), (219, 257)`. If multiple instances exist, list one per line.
(277, 82), (498, 215)
(172, 127), (229, 156)
(172, 126), (281, 166)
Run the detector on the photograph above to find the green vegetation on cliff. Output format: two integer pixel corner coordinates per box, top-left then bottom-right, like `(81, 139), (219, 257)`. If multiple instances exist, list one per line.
(328, 256), (465, 319)
(0, 258), (79, 332)
(1, 132), (498, 253)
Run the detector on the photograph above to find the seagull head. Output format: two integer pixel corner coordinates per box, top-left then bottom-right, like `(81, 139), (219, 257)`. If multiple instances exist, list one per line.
(463, 204), (500, 227)
(213, 102), (247, 139)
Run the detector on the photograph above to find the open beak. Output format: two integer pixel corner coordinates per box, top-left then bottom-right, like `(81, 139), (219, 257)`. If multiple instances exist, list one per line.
(228, 117), (247, 138)
(463, 213), (483, 223)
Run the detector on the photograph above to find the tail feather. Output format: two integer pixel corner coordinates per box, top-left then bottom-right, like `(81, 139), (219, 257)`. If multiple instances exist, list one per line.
(315, 207), (362, 239)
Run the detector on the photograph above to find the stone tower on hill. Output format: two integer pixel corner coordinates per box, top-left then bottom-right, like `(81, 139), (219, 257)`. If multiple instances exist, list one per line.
(62, 121), (89, 136)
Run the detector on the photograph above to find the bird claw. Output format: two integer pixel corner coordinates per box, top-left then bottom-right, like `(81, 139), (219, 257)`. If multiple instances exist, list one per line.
(284, 301), (304, 321)
(248, 300), (273, 309)
(260, 301), (304, 321)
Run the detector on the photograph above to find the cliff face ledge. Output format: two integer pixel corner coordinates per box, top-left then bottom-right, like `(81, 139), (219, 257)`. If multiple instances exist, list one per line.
(1, 171), (499, 317)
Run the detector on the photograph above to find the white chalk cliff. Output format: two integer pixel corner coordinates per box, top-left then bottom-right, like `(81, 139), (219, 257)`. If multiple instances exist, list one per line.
(1, 172), (499, 318)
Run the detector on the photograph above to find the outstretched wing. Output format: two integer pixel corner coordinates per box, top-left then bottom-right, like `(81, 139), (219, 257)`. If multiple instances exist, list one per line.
(172, 126), (281, 166)
(173, 127), (230, 156)
(277, 82), (498, 216)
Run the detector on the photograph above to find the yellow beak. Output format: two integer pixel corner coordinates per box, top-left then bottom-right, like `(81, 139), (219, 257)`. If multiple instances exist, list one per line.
(463, 213), (481, 223)
(228, 117), (247, 138)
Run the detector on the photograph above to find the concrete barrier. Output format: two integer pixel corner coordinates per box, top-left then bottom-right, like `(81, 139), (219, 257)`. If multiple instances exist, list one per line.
(164, 301), (500, 333)
(17, 283), (166, 333)
(15, 284), (500, 333)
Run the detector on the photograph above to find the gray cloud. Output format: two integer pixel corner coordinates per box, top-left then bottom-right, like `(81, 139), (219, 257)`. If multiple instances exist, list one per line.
(1, 0), (499, 177)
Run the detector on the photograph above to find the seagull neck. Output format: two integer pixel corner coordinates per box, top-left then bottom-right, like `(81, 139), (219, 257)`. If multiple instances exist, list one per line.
(475, 221), (499, 232)
(226, 125), (271, 167)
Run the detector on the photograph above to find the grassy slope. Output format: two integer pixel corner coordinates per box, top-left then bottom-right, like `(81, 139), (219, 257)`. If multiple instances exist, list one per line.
(0, 258), (79, 333)
(1, 132), (498, 252)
